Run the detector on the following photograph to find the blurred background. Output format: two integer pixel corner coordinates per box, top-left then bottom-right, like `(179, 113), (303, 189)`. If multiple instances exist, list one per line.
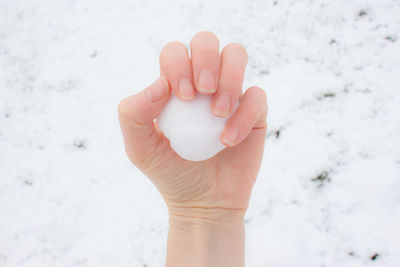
(0, 0), (399, 266)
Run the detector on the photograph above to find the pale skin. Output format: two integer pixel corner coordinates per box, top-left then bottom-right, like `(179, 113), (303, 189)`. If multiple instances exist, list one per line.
(118, 31), (268, 267)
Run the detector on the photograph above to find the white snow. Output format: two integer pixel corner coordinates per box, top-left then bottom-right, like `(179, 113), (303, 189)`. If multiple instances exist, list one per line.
(1, 0), (399, 266)
(157, 93), (233, 161)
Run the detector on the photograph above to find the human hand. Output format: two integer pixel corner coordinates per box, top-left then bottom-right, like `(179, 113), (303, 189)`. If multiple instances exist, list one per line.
(118, 31), (267, 267)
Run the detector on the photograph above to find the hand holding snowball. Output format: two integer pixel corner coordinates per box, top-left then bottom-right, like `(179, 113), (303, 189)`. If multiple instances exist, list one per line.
(118, 31), (267, 267)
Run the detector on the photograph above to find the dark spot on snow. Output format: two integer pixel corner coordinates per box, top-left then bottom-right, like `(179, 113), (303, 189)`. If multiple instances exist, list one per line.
(329, 39), (337, 45)
(311, 171), (330, 187)
(73, 139), (87, 149)
(317, 92), (336, 101)
(24, 180), (33, 186)
(244, 219), (250, 224)
(143, 264), (148, 267)
(323, 92), (336, 98)
(356, 87), (371, 94)
(371, 253), (379, 261)
(261, 209), (271, 216)
(358, 152), (371, 159)
(0, 253), (7, 262)
(54, 78), (81, 92)
(348, 251), (354, 256)
(259, 70), (269, 76)
(354, 65), (364, 71)
(326, 131), (333, 137)
(74, 258), (87, 265)
(333, 71), (342, 77)
(5, 113), (10, 118)
(91, 50), (98, 58)
(343, 85), (350, 93)
(358, 10), (367, 17)
(0, 48), (8, 55)
(273, 0), (278, 5)
(266, 128), (282, 139)
(38, 145), (44, 150)
(384, 35), (397, 42)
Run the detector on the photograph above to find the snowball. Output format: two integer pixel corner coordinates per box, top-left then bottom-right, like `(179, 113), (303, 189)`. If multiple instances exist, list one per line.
(157, 93), (235, 161)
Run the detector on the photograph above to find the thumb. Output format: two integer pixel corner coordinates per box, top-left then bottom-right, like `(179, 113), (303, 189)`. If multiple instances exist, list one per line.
(118, 76), (172, 169)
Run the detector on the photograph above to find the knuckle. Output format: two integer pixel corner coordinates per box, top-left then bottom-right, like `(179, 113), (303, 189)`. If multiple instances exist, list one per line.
(258, 87), (267, 103)
(255, 87), (268, 113)
(159, 41), (188, 70)
(240, 107), (254, 121)
(169, 41), (187, 50)
(118, 97), (132, 119)
(264, 98), (269, 118)
(160, 41), (187, 59)
(191, 31), (220, 46)
(193, 30), (217, 39)
(223, 43), (248, 58)
(136, 132), (164, 172)
(222, 43), (248, 66)
(255, 88), (268, 118)
(248, 86), (266, 98)
(161, 41), (187, 53)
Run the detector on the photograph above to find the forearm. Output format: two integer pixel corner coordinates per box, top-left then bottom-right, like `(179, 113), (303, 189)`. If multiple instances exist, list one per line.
(166, 208), (246, 267)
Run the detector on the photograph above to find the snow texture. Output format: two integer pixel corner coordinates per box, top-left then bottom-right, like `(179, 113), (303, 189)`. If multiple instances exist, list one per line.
(0, 0), (399, 266)
(158, 93), (233, 161)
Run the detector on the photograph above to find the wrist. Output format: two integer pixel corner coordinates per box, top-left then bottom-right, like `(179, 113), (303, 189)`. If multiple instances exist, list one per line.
(168, 206), (246, 223)
(166, 207), (246, 267)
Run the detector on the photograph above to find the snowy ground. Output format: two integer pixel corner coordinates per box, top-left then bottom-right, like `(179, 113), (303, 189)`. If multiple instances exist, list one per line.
(1, 0), (399, 266)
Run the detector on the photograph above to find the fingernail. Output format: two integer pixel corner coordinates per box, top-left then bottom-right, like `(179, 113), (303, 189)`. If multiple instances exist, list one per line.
(213, 92), (231, 117)
(197, 69), (216, 93)
(179, 78), (195, 100)
(222, 126), (239, 146)
(146, 76), (169, 103)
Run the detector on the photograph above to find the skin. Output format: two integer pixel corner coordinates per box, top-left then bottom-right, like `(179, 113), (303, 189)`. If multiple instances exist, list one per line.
(118, 31), (268, 267)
